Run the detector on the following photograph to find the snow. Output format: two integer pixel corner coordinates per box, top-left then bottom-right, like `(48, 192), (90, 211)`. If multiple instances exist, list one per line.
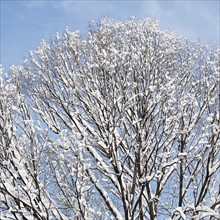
(1, 17), (219, 220)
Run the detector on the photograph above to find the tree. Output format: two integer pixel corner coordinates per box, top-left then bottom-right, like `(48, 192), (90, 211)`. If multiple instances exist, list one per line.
(0, 66), (69, 219)
(1, 18), (219, 219)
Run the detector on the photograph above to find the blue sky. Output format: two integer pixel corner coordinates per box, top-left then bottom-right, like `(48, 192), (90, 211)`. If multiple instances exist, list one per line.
(1, 0), (219, 71)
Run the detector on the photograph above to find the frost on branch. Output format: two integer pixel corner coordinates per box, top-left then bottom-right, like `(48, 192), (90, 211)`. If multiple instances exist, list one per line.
(2, 17), (220, 219)
(0, 67), (67, 219)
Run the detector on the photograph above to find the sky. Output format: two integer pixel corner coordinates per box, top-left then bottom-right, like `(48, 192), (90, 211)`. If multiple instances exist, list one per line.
(1, 0), (219, 72)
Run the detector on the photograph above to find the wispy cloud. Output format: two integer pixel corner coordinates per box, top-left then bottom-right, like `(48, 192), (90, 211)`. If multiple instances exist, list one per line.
(142, 1), (219, 42)
(22, 0), (48, 8)
(55, 1), (118, 17)
(55, 1), (147, 20)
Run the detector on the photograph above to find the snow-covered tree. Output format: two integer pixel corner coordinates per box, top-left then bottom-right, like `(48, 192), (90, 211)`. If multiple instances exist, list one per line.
(2, 18), (220, 219)
(0, 66), (68, 219)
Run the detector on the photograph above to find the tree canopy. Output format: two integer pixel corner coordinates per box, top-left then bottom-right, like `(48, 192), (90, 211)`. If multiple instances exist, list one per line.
(0, 17), (219, 220)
